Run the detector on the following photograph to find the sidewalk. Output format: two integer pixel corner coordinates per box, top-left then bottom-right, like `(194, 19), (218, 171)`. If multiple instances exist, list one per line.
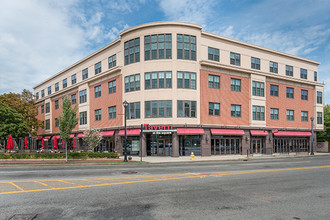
(124, 152), (330, 163)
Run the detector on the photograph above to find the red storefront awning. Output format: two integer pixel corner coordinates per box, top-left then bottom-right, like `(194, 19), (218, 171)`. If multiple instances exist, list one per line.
(250, 130), (268, 136)
(36, 136), (43, 140)
(70, 134), (75, 138)
(274, 131), (312, 136)
(119, 129), (141, 136)
(102, 131), (115, 136)
(77, 133), (84, 138)
(44, 136), (51, 139)
(177, 128), (204, 135)
(211, 129), (245, 136)
(55, 135), (60, 139)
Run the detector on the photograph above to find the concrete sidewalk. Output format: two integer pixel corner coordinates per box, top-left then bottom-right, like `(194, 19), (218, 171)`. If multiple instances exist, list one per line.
(124, 152), (330, 163)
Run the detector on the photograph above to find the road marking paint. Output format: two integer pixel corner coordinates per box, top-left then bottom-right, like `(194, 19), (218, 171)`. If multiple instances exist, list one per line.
(34, 181), (50, 187)
(0, 165), (329, 195)
(8, 182), (24, 191)
(57, 180), (76, 184)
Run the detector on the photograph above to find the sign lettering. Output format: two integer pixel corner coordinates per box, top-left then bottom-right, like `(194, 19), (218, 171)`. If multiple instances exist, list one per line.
(144, 124), (173, 131)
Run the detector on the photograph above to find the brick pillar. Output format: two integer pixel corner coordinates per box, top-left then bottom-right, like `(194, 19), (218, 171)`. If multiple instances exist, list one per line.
(172, 132), (179, 157)
(115, 134), (123, 155)
(202, 129), (211, 156)
(140, 133), (147, 157)
(265, 133), (273, 154)
(242, 130), (250, 156)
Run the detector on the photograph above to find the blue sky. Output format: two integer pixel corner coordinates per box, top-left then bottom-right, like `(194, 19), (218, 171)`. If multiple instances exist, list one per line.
(0, 0), (329, 103)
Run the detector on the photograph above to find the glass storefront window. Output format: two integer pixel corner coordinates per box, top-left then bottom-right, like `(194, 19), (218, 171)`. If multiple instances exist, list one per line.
(211, 137), (241, 155)
(180, 135), (201, 156)
(123, 136), (140, 155)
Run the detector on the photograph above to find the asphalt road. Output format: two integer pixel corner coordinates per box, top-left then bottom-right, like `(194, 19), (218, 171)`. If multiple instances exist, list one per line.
(1, 156), (330, 220)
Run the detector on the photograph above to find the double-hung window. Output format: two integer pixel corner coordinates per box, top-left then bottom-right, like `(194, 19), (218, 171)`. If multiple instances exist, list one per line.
(63, 79), (67, 89)
(251, 57), (260, 70)
(208, 75), (220, 89)
(270, 85), (279, 97)
(230, 52), (240, 66)
(108, 80), (116, 94)
(177, 72), (196, 89)
(231, 105), (241, 117)
(71, 94), (76, 104)
(145, 71), (172, 89)
(177, 100), (196, 118)
(108, 54), (116, 68)
(317, 112), (323, 124)
(55, 100), (59, 109)
(95, 109), (101, 121)
(231, 78), (241, 92)
(270, 108), (279, 120)
(108, 106), (116, 119)
(95, 85), (101, 98)
(145, 100), (172, 118)
(314, 71), (318, 82)
(317, 92), (323, 104)
(71, 74), (76, 85)
(41, 89), (45, 97)
(286, 87), (294, 98)
(252, 81), (264, 97)
(45, 103), (50, 113)
(126, 102), (140, 119)
(79, 89), (87, 104)
(145, 34), (172, 60)
(209, 102), (220, 116)
(125, 74), (140, 92)
(48, 86), (51, 95)
(41, 105), (44, 114)
(124, 38), (140, 65)
(79, 111), (87, 125)
(55, 118), (59, 127)
(55, 82), (59, 92)
(208, 47), (219, 61)
(301, 111), (308, 122)
(301, 90), (308, 100)
(270, 61), (278, 73)
(300, 68), (307, 79)
(82, 68), (88, 80)
(45, 119), (50, 130)
(286, 65), (293, 76)
(253, 106), (265, 121)
(36, 92), (39, 100)
(286, 110), (294, 121)
(177, 34), (196, 60)
(95, 62), (101, 75)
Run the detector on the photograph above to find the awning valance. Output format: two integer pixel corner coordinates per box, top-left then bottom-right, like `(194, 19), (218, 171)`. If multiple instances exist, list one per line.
(69, 134), (75, 138)
(119, 129), (141, 136)
(77, 133), (84, 138)
(177, 128), (204, 135)
(211, 129), (245, 136)
(274, 131), (312, 137)
(250, 130), (268, 136)
(102, 130), (115, 136)
(44, 136), (51, 139)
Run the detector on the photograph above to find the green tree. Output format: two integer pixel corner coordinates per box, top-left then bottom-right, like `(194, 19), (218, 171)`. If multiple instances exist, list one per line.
(317, 104), (330, 142)
(0, 89), (41, 136)
(82, 128), (102, 151)
(0, 103), (28, 139)
(59, 96), (78, 161)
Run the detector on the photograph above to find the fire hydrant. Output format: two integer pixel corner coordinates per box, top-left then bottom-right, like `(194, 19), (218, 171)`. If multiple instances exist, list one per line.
(190, 152), (194, 160)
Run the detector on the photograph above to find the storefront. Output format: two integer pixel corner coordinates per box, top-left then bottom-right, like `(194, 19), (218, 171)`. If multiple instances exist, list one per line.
(177, 128), (204, 156)
(210, 129), (244, 155)
(250, 130), (268, 154)
(144, 124), (174, 156)
(273, 131), (311, 153)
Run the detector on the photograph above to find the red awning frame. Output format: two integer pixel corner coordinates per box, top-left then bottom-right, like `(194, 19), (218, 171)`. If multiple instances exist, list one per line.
(211, 129), (245, 136)
(77, 133), (84, 138)
(250, 130), (268, 136)
(274, 131), (312, 137)
(102, 131), (115, 136)
(176, 128), (204, 135)
(44, 136), (51, 139)
(119, 129), (141, 136)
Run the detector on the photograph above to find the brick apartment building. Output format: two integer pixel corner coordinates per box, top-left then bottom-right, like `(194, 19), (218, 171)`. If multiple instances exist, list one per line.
(33, 21), (324, 157)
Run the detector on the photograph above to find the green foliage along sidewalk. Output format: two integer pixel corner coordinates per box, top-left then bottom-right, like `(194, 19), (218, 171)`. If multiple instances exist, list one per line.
(0, 152), (119, 160)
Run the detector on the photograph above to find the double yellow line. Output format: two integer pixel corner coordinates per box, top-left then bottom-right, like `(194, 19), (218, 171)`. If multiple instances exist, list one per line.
(1, 165), (329, 195)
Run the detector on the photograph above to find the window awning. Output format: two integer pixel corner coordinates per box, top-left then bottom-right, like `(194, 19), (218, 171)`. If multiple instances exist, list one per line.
(55, 135), (60, 139)
(211, 129), (245, 136)
(36, 136), (43, 140)
(177, 128), (204, 135)
(102, 130), (115, 136)
(77, 133), (84, 138)
(274, 131), (312, 136)
(44, 136), (51, 139)
(70, 134), (75, 138)
(119, 129), (141, 136)
(250, 130), (268, 136)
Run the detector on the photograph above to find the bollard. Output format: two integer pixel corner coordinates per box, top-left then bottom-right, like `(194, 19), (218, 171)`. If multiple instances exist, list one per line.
(190, 152), (195, 160)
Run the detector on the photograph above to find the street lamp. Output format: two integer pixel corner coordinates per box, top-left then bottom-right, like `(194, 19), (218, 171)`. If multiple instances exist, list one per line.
(123, 100), (129, 162)
(310, 116), (314, 155)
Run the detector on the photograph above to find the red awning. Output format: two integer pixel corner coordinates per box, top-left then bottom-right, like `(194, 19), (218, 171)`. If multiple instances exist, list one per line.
(77, 133), (84, 138)
(250, 130), (268, 136)
(119, 129), (141, 136)
(55, 135), (60, 139)
(177, 128), (204, 135)
(102, 131), (115, 136)
(274, 131), (312, 136)
(70, 134), (75, 138)
(211, 129), (245, 136)
(36, 136), (43, 140)
(44, 136), (51, 139)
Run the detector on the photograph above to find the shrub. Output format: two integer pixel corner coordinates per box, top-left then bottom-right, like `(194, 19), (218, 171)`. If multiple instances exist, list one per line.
(0, 152), (119, 159)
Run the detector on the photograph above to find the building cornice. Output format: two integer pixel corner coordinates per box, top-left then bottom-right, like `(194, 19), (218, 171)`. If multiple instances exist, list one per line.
(202, 31), (320, 65)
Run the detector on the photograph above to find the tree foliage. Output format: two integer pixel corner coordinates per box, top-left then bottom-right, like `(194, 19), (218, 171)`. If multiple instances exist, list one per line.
(0, 89), (41, 136)
(0, 103), (28, 139)
(317, 104), (330, 142)
(59, 96), (78, 141)
(83, 128), (102, 151)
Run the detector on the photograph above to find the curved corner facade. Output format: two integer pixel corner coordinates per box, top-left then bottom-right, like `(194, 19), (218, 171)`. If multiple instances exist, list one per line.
(33, 21), (324, 157)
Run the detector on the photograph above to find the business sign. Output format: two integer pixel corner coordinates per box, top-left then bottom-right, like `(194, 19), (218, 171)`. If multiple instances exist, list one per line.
(144, 124), (173, 131)
(271, 128), (279, 134)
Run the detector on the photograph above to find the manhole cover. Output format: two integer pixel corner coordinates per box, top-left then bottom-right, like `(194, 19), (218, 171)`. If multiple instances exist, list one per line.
(121, 171), (137, 174)
(8, 214), (37, 220)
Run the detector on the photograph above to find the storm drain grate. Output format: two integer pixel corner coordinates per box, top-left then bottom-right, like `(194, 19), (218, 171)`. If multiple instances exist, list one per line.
(8, 214), (38, 220)
(121, 171), (138, 174)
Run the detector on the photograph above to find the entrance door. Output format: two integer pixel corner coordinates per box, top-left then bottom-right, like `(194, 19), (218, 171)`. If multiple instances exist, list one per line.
(251, 138), (263, 154)
(158, 139), (164, 156)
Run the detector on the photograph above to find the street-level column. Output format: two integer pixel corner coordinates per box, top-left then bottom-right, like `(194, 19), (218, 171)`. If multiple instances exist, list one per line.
(242, 130), (250, 156)
(265, 133), (273, 154)
(140, 133), (147, 157)
(201, 129), (211, 156)
(172, 132), (179, 157)
(115, 134), (123, 155)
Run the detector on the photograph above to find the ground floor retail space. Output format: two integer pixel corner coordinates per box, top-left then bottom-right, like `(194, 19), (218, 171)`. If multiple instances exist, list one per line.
(35, 127), (315, 156)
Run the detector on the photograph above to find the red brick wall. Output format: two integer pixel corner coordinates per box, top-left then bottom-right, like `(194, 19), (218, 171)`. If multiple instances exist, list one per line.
(200, 70), (250, 126)
(266, 81), (314, 129)
(89, 75), (123, 129)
